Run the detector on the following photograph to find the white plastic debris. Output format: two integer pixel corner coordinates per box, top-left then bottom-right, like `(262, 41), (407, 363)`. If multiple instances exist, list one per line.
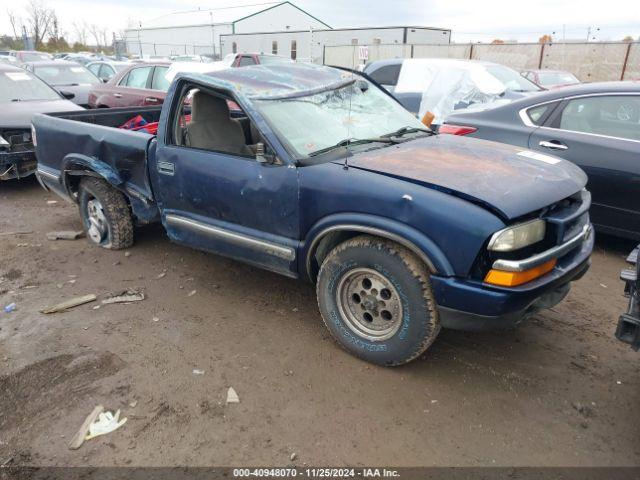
(226, 387), (240, 404)
(187, 290), (197, 297)
(85, 410), (127, 441)
(192, 369), (205, 375)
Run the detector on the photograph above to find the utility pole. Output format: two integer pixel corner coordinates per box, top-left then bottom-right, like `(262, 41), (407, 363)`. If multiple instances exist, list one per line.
(138, 21), (143, 57)
(209, 12), (215, 59)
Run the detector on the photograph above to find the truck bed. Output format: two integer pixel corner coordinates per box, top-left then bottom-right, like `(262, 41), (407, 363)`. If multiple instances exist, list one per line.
(33, 106), (163, 212)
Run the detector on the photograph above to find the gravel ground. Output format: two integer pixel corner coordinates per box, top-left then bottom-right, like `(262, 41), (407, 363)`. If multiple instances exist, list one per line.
(0, 176), (638, 467)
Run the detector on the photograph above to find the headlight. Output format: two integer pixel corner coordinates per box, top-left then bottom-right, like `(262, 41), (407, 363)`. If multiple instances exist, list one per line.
(31, 125), (37, 147)
(488, 219), (546, 252)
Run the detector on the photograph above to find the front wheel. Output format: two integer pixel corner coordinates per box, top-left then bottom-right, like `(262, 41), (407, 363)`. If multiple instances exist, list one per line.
(316, 235), (440, 366)
(78, 177), (134, 250)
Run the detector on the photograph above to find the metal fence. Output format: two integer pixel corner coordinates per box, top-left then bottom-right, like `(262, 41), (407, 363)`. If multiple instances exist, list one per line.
(324, 42), (640, 82)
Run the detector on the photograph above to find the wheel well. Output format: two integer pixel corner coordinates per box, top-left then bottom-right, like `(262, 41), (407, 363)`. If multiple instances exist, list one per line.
(308, 228), (436, 283)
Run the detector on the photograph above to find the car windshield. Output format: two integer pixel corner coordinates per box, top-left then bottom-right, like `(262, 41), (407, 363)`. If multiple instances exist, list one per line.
(34, 64), (100, 85)
(254, 79), (427, 160)
(537, 71), (579, 86)
(0, 70), (60, 102)
(485, 65), (541, 92)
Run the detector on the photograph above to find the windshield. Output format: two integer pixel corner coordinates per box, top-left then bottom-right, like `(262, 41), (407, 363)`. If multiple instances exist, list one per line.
(537, 71), (579, 86)
(34, 64), (99, 85)
(255, 79), (427, 159)
(485, 65), (541, 92)
(0, 70), (60, 102)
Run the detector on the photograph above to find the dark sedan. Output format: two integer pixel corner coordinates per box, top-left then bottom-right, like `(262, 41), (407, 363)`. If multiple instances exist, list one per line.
(0, 63), (81, 180)
(22, 60), (101, 108)
(442, 81), (640, 240)
(88, 62), (170, 108)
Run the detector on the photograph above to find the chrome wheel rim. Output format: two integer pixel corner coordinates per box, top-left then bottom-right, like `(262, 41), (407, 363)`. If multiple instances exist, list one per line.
(86, 198), (108, 244)
(336, 268), (403, 341)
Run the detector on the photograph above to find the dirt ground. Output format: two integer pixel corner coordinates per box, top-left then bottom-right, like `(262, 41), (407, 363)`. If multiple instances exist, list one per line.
(0, 176), (638, 467)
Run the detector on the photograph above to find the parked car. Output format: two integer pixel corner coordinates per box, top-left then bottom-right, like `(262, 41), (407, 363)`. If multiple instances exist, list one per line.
(12, 50), (52, 63)
(86, 61), (131, 83)
(171, 55), (211, 63)
(221, 52), (294, 68)
(59, 54), (97, 66)
(88, 62), (170, 108)
(22, 60), (101, 108)
(441, 82), (640, 240)
(522, 69), (581, 89)
(0, 63), (81, 180)
(33, 63), (593, 366)
(363, 58), (542, 123)
(616, 245), (639, 351)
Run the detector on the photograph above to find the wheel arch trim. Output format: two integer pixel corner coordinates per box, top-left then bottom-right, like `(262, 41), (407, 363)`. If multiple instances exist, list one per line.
(303, 216), (455, 280)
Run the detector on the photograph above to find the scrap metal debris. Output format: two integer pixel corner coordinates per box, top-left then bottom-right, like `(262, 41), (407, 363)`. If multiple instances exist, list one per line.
(226, 387), (240, 404)
(46, 231), (85, 241)
(40, 294), (97, 314)
(102, 289), (145, 305)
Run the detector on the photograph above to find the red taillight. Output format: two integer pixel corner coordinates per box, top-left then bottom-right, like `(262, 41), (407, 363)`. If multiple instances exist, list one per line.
(438, 124), (477, 136)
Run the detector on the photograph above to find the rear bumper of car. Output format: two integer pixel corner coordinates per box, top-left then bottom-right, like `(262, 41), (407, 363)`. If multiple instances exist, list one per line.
(0, 150), (37, 180)
(433, 224), (594, 331)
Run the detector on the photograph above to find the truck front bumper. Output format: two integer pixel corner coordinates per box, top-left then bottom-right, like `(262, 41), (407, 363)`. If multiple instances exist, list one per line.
(0, 151), (37, 180)
(615, 245), (639, 351)
(432, 224), (594, 331)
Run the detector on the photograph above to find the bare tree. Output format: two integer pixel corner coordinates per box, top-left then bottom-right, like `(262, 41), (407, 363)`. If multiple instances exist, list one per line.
(88, 24), (109, 49)
(7, 9), (22, 39)
(72, 21), (88, 45)
(25, 0), (54, 49)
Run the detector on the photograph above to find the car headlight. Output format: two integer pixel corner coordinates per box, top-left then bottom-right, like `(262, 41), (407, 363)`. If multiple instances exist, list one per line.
(488, 219), (546, 252)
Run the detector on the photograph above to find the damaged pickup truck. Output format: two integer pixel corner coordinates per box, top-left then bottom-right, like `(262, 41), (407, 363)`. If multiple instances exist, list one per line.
(33, 63), (594, 366)
(0, 63), (81, 180)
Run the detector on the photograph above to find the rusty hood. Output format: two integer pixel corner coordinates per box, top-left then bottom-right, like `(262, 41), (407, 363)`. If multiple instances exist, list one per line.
(344, 134), (587, 220)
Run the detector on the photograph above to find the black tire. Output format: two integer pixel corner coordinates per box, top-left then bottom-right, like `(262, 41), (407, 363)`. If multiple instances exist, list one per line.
(316, 235), (440, 366)
(78, 177), (133, 250)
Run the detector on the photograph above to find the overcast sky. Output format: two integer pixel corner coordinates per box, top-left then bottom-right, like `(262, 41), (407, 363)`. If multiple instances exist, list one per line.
(2, 0), (639, 44)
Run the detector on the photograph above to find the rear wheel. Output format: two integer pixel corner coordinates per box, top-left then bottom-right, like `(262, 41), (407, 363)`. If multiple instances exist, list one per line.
(78, 177), (133, 250)
(316, 235), (440, 366)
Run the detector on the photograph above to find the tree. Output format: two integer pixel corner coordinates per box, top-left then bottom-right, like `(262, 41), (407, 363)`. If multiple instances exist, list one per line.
(72, 22), (88, 46)
(622, 35), (634, 42)
(539, 34), (553, 44)
(25, 0), (55, 49)
(491, 39), (505, 44)
(89, 24), (109, 48)
(7, 9), (22, 38)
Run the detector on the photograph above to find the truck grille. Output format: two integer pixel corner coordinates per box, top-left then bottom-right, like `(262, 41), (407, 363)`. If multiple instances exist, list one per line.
(0, 129), (33, 153)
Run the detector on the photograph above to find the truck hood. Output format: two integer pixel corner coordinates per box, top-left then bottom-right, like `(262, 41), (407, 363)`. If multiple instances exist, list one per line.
(343, 134), (587, 220)
(0, 99), (83, 129)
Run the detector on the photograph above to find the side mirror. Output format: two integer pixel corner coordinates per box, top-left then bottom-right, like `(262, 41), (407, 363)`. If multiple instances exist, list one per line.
(255, 142), (275, 164)
(102, 77), (109, 83)
(60, 90), (75, 100)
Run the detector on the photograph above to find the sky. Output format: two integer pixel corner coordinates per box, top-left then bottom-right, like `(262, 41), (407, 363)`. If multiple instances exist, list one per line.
(2, 0), (639, 45)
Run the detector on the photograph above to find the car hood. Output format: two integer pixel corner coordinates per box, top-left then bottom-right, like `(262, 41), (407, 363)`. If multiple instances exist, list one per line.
(342, 134), (587, 220)
(0, 99), (83, 128)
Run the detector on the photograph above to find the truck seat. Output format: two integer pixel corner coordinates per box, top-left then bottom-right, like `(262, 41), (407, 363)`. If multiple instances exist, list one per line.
(186, 92), (252, 156)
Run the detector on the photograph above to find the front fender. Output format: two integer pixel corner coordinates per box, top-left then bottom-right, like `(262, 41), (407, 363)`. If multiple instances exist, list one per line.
(301, 212), (455, 280)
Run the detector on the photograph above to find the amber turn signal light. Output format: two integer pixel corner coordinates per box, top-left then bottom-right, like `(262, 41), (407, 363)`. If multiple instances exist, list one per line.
(484, 259), (557, 287)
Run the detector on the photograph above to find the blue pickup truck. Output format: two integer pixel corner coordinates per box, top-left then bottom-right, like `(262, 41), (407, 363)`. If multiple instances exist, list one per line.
(33, 63), (594, 366)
